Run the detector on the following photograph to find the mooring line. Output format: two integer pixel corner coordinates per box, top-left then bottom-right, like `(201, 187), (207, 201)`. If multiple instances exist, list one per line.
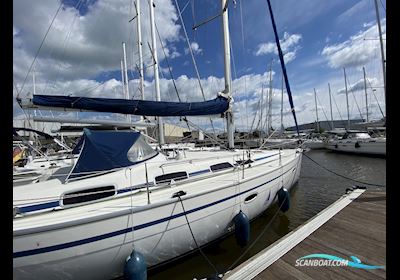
(177, 195), (220, 277)
(303, 153), (385, 188)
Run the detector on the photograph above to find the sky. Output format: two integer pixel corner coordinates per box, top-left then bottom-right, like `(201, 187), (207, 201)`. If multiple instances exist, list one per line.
(13, 0), (386, 133)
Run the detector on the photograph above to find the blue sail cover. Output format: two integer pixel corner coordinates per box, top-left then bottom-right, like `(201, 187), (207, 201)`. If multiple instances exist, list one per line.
(32, 95), (229, 116)
(68, 129), (157, 180)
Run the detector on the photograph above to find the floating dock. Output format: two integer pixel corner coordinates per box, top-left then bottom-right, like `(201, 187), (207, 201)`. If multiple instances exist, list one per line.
(223, 188), (386, 280)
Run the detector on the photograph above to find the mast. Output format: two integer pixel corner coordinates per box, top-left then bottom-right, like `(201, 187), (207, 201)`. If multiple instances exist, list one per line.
(260, 84), (264, 137)
(265, 63), (272, 136)
(122, 42), (131, 123)
(149, 0), (164, 145)
(280, 75), (284, 134)
(120, 60), (126, 98)
(374, 0), (386, 107)
(313, 88), (319, 133)
(32, 69), (37, 131)
(221, 0), (234, 148)
(136, 0), (145, 101)
(328, 83), (334, 130)
(343, 68), (350, 130)
(363, 66), (369, 123)
(365, 67), (385, 118)
(266, 0), (299, 135)
(122, 42), (130, 101)
(267, 63), (273, 136)
(32, 69), (36, 96)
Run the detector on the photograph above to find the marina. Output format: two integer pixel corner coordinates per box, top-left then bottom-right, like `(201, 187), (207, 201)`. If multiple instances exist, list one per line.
(13, 0), (386, 279)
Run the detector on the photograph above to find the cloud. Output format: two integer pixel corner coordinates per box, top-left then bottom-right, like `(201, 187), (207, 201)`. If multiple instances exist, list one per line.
(280, 33), (302, 51)
(321, 19), (386, 69)
(363, 21), (375, 28)
(168, 45), (181, 59)
(255, 42), (275, 56)
(184, 42), (202, 55)
(283, 51), (296, 64)
(337, 77), (379, 95)
(13, 26), (19, 37)
(255, 32), (302, 63)
(336, 0), (368, 24)
(13, 0), (182, 84)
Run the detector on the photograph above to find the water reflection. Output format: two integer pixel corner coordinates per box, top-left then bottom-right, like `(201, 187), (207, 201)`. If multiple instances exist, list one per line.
(276, 214), (290, 234)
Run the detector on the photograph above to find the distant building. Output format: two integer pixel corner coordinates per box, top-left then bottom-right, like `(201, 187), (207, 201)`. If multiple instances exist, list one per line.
(147, 123), (191, 143)
(286, 119), (365, 132)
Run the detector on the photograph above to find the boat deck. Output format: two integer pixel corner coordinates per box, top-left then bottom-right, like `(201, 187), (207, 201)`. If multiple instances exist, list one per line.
(223, 189), (386, 280)
(14, 149), (301, 231)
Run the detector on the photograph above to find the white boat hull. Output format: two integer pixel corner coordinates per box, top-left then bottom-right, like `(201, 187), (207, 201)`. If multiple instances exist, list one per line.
(13, 150), (302, 280)
(325, 139), (385, 156)
(303, 140), (325, 150)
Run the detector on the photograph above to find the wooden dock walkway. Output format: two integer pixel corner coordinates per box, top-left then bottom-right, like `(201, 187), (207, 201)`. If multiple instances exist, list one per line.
(224, 189), (386, 280)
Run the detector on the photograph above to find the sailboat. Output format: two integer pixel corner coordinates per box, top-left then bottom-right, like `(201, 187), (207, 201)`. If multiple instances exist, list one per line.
(325, 69), (386, 156)
(13, 127), (79, 186)
(13, 1), (303, 279)
(261, 69), (301, 149)
(301, 88), (325, 150)
(325, 129), (385, 156)
(325, 0), (386, 157)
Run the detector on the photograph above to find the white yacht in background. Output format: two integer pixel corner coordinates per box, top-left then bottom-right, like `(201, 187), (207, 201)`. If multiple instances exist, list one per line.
(13, 128), (79, 186)
(325, 130), (385, 156)
(263, 137), (300, 149)
(301, 133), (325, 150)
(303, 138), (325, 150)
(13, 152), (79, 186)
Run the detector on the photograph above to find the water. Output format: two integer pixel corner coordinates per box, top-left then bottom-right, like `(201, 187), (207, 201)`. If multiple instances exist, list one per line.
(146, 149), (386, 280)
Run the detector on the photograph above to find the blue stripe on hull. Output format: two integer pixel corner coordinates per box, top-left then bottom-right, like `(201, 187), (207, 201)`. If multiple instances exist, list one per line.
(18, 201), (60, 213)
